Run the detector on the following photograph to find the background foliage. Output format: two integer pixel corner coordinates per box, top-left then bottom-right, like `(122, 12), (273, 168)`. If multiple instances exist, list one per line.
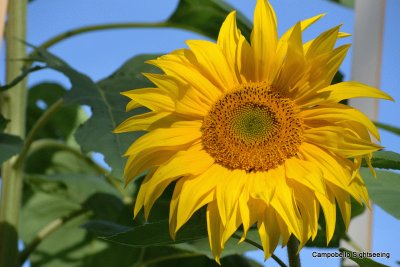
(0, 0), (399, 267)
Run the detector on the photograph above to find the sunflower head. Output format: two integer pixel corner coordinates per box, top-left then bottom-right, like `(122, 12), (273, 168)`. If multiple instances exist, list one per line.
(115, 0), (392, 262)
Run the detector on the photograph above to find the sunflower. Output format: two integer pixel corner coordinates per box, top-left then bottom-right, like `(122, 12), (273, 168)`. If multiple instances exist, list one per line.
(115, 0), (392, 262)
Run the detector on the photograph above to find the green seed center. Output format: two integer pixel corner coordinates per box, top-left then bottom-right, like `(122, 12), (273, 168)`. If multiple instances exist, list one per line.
(231, 104), (276, 141)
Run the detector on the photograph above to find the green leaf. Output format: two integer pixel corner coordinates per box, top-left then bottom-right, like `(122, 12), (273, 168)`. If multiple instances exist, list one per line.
(174, 230), (258, 259)
(168, 0), (252, 40)
(84, 214), (207, 247)
(361, 168), (400, 220)
(21, 191), (140, 267)
(328, 0), (354, 8)
(374, 121), (400, 136)
(21, 172), (139, 267)
(25, 144), (99, 175)
(0, 132), (23, 164)
(27, 82), (84, 142)
(365, 150), (400, 170)
(0, 114), (24, 164)
(339, 248), (389, 267)
(27, 49), (158, 179)
(0, 114), (8, 131)
(25, 173), (120, 203)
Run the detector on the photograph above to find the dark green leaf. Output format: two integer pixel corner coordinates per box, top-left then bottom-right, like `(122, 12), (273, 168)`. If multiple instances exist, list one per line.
(361, 168), (400, 220)
(85, 214), (207, 247)
(339, 248), (389, 267)
(0, 133), (23, 164)
(363, 150), (400, 170)
(168, 0), (252, 40)
(332, 71), (344, 84)
(174, 230), (258, 259)
(0, 114), (8, 131)
(374, 121), (400, 136)
(142, 250), (262, 267)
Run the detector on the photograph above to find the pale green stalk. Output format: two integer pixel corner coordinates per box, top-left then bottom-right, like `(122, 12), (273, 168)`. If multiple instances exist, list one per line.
(0, 0), (28, 266)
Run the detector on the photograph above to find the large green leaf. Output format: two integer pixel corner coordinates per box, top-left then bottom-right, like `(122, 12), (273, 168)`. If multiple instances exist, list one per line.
(84, 214), (207, 247)
(168, 0), (252, 40)
(27, 49), (158, 179)
(361, 168), (400, 220)
(339, 248), (389, 267)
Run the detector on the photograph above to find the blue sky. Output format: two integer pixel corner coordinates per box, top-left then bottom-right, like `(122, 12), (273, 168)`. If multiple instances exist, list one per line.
(2, 0), (400, 266)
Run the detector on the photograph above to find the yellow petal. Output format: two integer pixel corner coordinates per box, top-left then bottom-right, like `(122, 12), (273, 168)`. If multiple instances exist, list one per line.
(174, 166), (222, 232)
(187, 40), (238, 91)
(251, 0), (278, 82)
(293, 44), (351, 105)
(207, 201), (224, 264)
(233, 35), (253, 84)
(315, 81), (393, 105)
(273, 22), (305, 94)
(304, 25), (341, 57)
(121, 88), (174, 112)
(114, 112), (175, 133)
(143, 145), (215, 218)
(217, 11), (244, 82)
(144, 73), (210, 117)
(274, 14), (324, 81)
(257, 208), (280, 260)
(299, 142), (362, 201)
(124, 123), (202, 184)
(148, 51), (223, 102)
(315, 189), (336, 243)
(270, 167), (303, 240)
(124, 120), (201, 156)
(124, 148), (179, 187)
(249, 170), (278, 205)
(303, 126), (383, 157)
(126, 100), (142, 111)
(328, 182), (352, 230)
(133, 168), (156, 218)
(216, 168), (246, 226)
(301, 103), (380, 140)
(285, 157), (326, 194)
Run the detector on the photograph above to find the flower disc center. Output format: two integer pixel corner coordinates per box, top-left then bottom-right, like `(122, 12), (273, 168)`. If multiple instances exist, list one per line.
(230, 103), (277, 142)
(201, 82), (303, 172)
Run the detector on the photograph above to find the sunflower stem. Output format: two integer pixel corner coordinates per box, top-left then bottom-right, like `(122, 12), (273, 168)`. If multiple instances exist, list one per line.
(287, 235), (301, 267)
(14, 98), (64, 169)
(232, 233), (287, 267)
(0, 0), (27, 266)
